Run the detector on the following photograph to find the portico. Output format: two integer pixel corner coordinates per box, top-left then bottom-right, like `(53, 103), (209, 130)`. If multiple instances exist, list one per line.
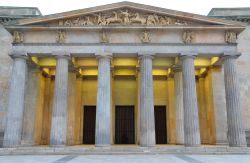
(2, 1), (247, 148)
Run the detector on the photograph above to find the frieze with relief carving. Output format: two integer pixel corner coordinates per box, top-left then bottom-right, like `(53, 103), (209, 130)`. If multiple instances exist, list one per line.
(58, 9), (188, 26)
(56, 30), (66, 43)
(13, 31), (24, 43)
(182, 30), (194, 44)
(225, 31), (237, 43)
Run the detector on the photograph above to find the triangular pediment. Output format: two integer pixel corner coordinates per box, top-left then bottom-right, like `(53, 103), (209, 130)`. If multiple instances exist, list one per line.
(14, 1), (245, 27)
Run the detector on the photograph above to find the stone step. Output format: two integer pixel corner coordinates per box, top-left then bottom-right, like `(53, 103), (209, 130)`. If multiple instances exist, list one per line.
(0, 146), (250, 155)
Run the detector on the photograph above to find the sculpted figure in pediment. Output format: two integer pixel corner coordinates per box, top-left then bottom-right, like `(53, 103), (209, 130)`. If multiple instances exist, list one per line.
(120, 9), (131, 24)
(85, 16), (94, 25)
(106, 11), (122, 24)
(72, 18), (80, 26)
(64, 19), (72, 26)
(147, 15), (157, 25)
(94, 13), (107, 25)
(130, 13), (147, 24)
(57, 9), (188, 26)
(153, 14), (159, 24)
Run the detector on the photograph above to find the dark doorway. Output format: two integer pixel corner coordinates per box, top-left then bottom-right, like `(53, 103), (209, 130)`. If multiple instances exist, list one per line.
(83, 106), (96, 144)
(154, 106), (167, 144)
(115, 106), (135, 144)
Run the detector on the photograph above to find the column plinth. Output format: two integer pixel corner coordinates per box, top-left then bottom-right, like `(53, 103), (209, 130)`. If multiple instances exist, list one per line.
(173, 66), (184, 145)
(50, 54), (70, 146)
(3, 54), (28, 148)
(223, 54), (246, 147)
(180, 54), (201, 147)
(95, 54), (111, 146)
(139, 54), (155, 147)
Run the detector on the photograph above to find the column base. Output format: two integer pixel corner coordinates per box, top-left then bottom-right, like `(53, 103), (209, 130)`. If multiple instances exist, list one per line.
(95, 144), (111, 148)
(140, 144), (156, 147)
(49, 144), (66, 148)
(20, 140), (34, 146)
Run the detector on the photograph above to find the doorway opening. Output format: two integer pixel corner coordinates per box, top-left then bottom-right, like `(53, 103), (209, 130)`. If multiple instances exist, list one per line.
(115, 106), (135, 144)
(154, 106), (167, 144)
(82, 106), (96, 144)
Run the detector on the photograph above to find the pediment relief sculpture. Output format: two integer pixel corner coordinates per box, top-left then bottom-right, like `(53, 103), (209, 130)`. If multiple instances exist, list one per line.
(13, 31), (24, 43)
(58, 9), (188, 26)
(225, 31), (237, 43)
(182, 30), (194, 44)
(56, 30), (66, 43)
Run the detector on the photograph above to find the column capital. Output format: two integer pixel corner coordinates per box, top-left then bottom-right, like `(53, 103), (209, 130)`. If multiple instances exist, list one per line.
(52, 51), (71, 59)
(9, 51), (28, 60)
(138, 52), (154, 60)
(179, 52), (198, 60)
(222, 52), (241, 60)
(95, 52), (112, 60)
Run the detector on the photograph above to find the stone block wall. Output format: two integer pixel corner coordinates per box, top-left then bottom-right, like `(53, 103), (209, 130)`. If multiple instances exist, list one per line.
(0, 24), (12, 146)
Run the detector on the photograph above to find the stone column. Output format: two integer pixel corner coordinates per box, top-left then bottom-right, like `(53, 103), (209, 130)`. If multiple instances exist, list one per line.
(209, 67), (228, 145)
(95, 54), (111, 146)
(223, 54), (246, 147)
(173, 66), (184, 145)
(180, 53), (201, 147)
(50, 53), (70, 146)
(139, 54), (155, 147)
(22, 67), (40, 146)
(3, 53), (28, 147)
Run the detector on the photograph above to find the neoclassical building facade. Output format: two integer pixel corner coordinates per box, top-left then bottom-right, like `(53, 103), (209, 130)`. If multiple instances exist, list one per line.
(0, 2), (248, 148)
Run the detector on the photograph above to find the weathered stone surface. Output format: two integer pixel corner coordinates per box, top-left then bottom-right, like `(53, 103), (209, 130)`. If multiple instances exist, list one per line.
(173, 68), (184, 145)
(21, 67), (40, 146)
(180, 54), (201, 147)
(95, 55), (111, 146)
(0, 25), (12, 140)
(139, 54), (155, 147)
(50, 55), (69, 146)
(3, 56), (27, 147)
(223, 55), (246, 147)
(210, 67), (228, 145)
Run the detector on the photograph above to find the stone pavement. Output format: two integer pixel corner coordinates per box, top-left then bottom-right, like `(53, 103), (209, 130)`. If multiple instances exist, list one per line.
(1, 154), (250, 163)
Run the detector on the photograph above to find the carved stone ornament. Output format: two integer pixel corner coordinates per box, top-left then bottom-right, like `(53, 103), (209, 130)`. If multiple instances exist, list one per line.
(58, 9), (188, 26)
(100, 31), (109, 43)
(13, 31), (24, 43)
(56, 30), (66, 43)
(141, 31), (151, 43)
(225, 31), (237, 43)
(182, 30), (194, 44)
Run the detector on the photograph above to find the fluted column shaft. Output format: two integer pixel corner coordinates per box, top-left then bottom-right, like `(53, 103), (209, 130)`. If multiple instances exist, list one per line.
(95, 55), (111, 146)
(50, 55), (69, 145)
(223, 55), (246, 147)
(139, 55), (155, 147)
(174, 68), (184, 145)
(181, 54), (201, 147)
(3, 55), (27, 147)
